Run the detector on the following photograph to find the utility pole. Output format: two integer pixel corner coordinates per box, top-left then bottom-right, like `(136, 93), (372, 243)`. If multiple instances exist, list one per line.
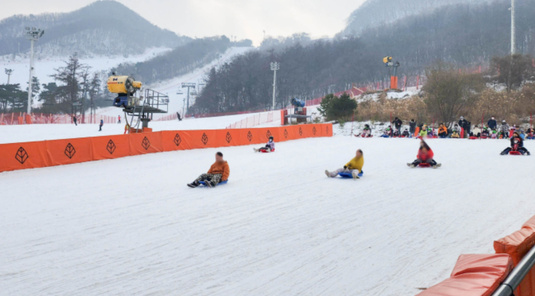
(181, 82), (196, 115)
(25, 27), (44, 114)
(5, 69), (13, 84)
(270, 62), (280, 110)
(511, 0), (516, 55)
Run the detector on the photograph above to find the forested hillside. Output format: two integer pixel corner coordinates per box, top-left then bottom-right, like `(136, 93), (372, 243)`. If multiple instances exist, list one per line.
(110, 37), (251, 85)
(341, 0), (492, 36)
(0, 1), (190, 57)
(192, 0), (535, 114)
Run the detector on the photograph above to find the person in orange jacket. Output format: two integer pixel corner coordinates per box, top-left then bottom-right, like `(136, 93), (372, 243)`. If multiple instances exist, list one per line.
(438, 123), (448, 138)
(407, 138), (441, 168)
(188, 152), (230, 188)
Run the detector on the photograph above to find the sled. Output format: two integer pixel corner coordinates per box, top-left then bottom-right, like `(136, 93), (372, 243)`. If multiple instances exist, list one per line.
(338, 171), (364, 179)
(408, 162), (440, 168)
(509, 151), (523, 156)
(199, 180), (229, 187)
(260, 148), (275, 153)
(469, 136), (479, 140)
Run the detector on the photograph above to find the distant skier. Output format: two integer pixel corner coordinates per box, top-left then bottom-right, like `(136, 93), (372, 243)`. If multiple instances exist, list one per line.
(408, 138), (441, 168)
(118, 115), (121, 124)
(188, 152), (230, 188)
(99, 119), (104, 131)
(73, 115), (77, 126)
(500, 132), (531, 155)
(325, 149), (364, 180)
(254, 136), (275, 153)
(177, 112), (182, 121)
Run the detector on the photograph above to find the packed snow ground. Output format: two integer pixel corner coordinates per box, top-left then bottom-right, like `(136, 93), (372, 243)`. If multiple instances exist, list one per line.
(1, 122), (534, 295)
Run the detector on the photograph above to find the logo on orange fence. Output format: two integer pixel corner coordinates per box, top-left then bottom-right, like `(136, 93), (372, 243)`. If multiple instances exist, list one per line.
(201, 133), (209, 145)
(313, 127), (317, 135)
(15, 147), (29, 164)
(64, 143), (76, 159)
(266, 130), (272, 140)
(284, 129), (288, 139)
(106, 140), (116, 154)
(299, 127), (303, 136)
(225, 132), (232, 143)
(142, 137), (151, 150)
(247, 131), (253, 142)
(174, 133), (181, 146)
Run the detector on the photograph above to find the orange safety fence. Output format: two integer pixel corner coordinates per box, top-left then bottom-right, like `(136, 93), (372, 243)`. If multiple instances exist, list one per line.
(0, 124), (332, 173)
(417, 254), (513, 296)
(494, 215), (535, 296)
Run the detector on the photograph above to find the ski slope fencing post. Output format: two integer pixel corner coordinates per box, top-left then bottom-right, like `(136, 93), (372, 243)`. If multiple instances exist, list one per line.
(0, 123), (332, 173)
(494, 215), (535, 295)
(493, 245), (535, 296)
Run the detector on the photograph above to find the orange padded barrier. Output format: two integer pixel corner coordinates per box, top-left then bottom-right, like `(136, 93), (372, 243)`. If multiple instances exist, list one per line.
(494, 215), (535, 296)
(0, 124), (332, 173)
(417, 254), (513, 296)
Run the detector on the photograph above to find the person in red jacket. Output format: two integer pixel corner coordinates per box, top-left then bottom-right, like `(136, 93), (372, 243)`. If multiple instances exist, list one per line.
(407, 138), (441, 168)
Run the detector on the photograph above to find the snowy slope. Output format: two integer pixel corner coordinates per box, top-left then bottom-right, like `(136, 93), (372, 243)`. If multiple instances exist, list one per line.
(94, 46), (252, 119)
(0, 47), (172, 87)
(1, 129), (534, 295)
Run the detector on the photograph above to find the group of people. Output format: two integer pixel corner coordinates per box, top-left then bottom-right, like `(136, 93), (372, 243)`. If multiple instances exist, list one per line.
(365, 116), (535, 141)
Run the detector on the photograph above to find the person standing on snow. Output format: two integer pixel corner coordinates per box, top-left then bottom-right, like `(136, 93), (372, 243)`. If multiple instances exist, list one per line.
(409, 119), (416, 136)
(408, 138), (441, 168)
(188, 152), (230, 188)
(500, 120), (510, 138)
(99, 119), (104, 131)
(325, 149), (364, 180)
(254, 136), (276, 152)
(118, 115), (121, 124)
(393, 117), (403, 134)
(488, 117), (497, 130)
(73, 115), (77, 126)
(459, 116), (469, 138)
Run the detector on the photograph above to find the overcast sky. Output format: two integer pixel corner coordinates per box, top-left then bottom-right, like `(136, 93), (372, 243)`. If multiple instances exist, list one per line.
(0, 0), (366, 45)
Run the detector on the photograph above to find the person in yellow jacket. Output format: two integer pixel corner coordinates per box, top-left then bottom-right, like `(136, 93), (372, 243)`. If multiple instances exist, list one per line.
(325, 149), (364, 179)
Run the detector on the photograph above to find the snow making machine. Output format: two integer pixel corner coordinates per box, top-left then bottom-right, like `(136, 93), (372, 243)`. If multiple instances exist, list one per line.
(282, 98), (311, 125)
(107, 75), (169, 132)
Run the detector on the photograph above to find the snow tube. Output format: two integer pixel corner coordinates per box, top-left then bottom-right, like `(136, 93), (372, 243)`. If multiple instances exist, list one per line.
(200, 180), (229, 186)
(260, 148), (275, 153)
(338, 171), (364, 179)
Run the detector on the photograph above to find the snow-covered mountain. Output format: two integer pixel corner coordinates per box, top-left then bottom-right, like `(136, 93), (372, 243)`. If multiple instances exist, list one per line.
(342, 0), (493, 36)
(0, 1), (190, 58)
